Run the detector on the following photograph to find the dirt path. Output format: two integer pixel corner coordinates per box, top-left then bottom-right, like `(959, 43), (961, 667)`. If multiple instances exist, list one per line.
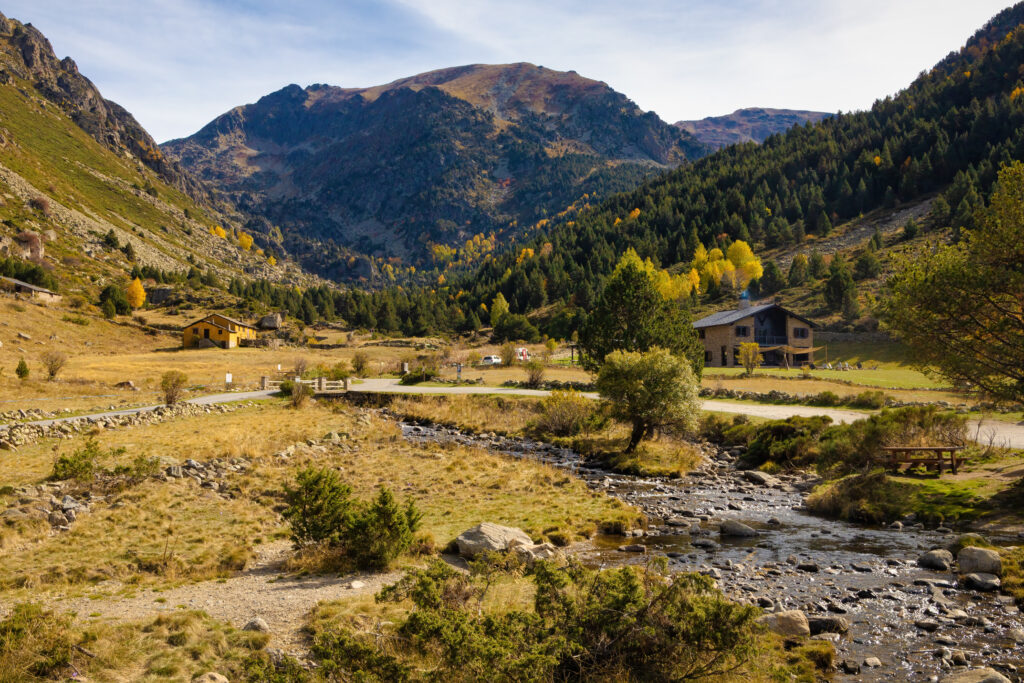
(52, 541), (401, 654)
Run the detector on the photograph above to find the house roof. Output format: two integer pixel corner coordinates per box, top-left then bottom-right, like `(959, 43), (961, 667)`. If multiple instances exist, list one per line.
(183, 314), (256, 332)
(0, 275), (57, 295)
(206, 313), (257, 329)
(693, 302), (816, 329)
(183, 317), (233, 333)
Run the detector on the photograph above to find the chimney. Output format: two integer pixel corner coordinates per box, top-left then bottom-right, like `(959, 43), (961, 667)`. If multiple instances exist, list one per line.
(738, 290), (751, 310)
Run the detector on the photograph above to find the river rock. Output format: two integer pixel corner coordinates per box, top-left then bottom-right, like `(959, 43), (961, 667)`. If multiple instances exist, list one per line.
(720, 520), (757, 537)
(863, 657), (882, 668)
(756, 610), (810, 636)
(958, 547), (1002, 576)
(743, 471), (778, 486)
(808, 615), (850, 635)
(940, 668), (1011, 683)
(456, 523), (533, 558)
(919, 549), (954, 571)
(1008, 628), (1024, 644)
(514, 542), (561, 563)
(960, 573), (1001, 592)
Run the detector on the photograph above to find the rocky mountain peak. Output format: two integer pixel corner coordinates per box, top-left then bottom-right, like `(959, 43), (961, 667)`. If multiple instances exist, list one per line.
(0, 12), (205, 200)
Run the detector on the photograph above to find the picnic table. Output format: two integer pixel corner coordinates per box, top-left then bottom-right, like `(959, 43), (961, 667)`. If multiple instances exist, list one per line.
(875, 446), (966, 475)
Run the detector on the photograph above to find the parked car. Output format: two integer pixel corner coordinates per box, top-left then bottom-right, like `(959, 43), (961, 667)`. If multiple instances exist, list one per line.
(480, 355), (502, 366)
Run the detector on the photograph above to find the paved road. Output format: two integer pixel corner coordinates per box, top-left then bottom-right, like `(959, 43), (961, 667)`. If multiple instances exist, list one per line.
(4, 380), (1022, 449)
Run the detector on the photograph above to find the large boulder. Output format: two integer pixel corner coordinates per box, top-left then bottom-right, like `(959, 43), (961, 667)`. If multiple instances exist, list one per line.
(456, 523), (533, 558)
(720, 520), (758, 537)
(918, 549), (954, 571)
(756, 610), (810, 637)
(940, 668), (1011, 683)
(960, 573), (1001, 592)
(958, 546), (1002, 576)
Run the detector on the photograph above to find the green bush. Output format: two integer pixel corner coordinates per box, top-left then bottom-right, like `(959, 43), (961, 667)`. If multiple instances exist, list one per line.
(399, 367), (438, 385)
(346, 488), (421, 570)
(313, 559), (760, 681)
(51, 440), (102, 481)
(809, 391), (842, 407)
(847, 390), (887, 409)
(283, 470), (420, 570)
(51, 439), (127, 482)
(277, 379), (295, 396)
(534, 389), (595, 437)
(15, 358), (29, 380)
(739, 416), (833, 469)
(283, 468), (355, 547)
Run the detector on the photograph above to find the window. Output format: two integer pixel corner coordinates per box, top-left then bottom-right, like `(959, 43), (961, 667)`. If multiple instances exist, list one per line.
(203, 328), (210, 339)
(735, 325), (750, 337)
(704, 350), (712, 363)
(793, 327), (809, 339)
(698, 329), (706, 339)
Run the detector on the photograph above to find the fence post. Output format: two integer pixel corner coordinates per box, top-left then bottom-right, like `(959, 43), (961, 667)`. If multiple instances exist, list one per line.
(260, 376), (268, 390)
(344, 377), (351, 392)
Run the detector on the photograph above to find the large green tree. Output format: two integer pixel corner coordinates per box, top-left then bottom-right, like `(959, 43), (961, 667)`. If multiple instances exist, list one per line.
(596, 347), (701, 452)
(883, 161), (1024, 403)
(578, 253), (703, 374)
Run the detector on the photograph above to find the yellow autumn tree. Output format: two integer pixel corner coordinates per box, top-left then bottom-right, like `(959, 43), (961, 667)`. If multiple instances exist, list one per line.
(126, 277), (146, 309)
(615, 248), (693, 300)
(725, 240), (763, 290)
(267, 255), (277, 266)
(210, 225), (227, 239)
(238, 232), (254, 251)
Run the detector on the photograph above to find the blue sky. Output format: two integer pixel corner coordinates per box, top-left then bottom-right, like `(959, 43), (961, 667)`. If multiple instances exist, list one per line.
(5, 0), (1013, 142)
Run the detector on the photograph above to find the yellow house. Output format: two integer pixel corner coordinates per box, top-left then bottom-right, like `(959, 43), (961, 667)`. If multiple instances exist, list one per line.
(182, 314), (259, 349)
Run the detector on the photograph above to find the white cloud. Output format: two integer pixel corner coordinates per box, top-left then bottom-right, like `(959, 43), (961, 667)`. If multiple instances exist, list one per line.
(2, 0), (1014, 139)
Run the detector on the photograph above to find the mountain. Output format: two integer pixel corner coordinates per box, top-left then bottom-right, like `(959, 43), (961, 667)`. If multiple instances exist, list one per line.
(448, 1), (1024, 334)
(675, 108), (830, 149)
(162, 63), (708, 279)
(0, 12), (307, 301)
(0, 13), (203, 200)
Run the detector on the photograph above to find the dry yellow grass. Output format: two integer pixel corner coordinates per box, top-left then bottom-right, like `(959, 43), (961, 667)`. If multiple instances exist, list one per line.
(0, 399), (636, 598)
(389, 394), (540, 434)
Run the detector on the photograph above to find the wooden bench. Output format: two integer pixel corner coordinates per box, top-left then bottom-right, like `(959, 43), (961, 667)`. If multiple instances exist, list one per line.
(874, 446), (966, 475)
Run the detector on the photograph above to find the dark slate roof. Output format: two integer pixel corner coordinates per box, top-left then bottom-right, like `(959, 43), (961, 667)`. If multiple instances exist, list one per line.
(0, 276), (57, 294)
(693, 303), (815, 329)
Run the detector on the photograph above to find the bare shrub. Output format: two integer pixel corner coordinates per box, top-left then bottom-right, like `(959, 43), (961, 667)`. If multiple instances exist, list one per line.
(290, 382), (313, 408)
(499, 342), (517, 366)
(524, 359), (545, 388)
(534, 390), (595, 437)
(351, 351), (369, 376)
(160, 370), (188, 405)
(293, 358), (308, 377)
(40, 351), (67, 380)
(28, 196), (51, 216)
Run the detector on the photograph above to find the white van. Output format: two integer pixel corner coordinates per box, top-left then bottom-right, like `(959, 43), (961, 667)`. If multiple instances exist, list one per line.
(480, 355), (502, 366)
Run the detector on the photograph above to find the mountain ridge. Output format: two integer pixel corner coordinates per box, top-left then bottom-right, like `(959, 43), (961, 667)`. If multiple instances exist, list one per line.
(162, 63), (709, 278)
(675, 107), (830, 149)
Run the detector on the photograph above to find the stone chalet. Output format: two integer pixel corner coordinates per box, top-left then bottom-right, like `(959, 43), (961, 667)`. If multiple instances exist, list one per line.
(693, 299), (816, 368)
(0, 276), (62, 304)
